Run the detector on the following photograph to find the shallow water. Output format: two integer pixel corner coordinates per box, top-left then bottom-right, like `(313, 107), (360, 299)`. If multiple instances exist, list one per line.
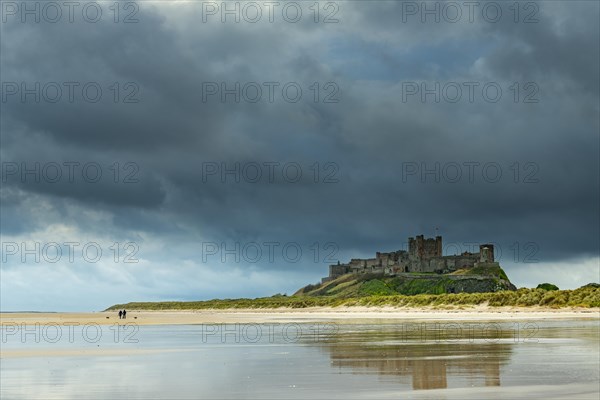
(1, 320), (598, 399)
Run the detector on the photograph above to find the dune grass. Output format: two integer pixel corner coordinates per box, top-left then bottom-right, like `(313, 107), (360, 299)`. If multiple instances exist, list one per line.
(106, 286), (600, 311)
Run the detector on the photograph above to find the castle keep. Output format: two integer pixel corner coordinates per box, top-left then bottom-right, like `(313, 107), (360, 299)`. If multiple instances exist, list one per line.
(323, 235), (497, 283)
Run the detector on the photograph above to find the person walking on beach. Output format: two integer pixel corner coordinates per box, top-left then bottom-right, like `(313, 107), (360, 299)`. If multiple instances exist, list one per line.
(122, 309), (127, 319)
(118, 310), (122, 319)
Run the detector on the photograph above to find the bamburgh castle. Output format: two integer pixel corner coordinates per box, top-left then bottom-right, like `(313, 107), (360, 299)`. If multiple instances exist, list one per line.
(323, 235), (497, 283)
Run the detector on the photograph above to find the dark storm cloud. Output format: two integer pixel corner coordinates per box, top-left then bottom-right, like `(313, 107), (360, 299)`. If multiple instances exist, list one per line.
(1, 13), (223, 150)
(480, 1), (600, 96)
(1, 1), (599, 309)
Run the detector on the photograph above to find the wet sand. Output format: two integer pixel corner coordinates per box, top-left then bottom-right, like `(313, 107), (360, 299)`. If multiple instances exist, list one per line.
(1, 312), (598, 399)
(1, 348), (188, 359)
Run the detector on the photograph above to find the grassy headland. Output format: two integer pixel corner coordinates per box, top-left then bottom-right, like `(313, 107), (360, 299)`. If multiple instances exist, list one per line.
(296, 267), (515, 297)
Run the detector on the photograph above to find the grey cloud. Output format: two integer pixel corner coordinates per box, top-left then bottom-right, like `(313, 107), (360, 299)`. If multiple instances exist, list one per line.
(1, 1), (598, 310)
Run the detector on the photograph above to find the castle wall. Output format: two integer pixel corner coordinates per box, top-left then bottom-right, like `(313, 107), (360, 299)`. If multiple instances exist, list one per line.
(427, 258), (447, 272)
(399, 253), (480, 273)
(365, 258), (378, 268)
(377, 250), (408, 267)
(329, 264), (349, 279)
(324, 236), (494, 281)
(348, 259), (363, 273)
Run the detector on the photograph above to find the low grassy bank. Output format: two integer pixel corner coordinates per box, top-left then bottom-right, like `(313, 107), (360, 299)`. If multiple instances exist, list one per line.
(106, 286), (600, 311)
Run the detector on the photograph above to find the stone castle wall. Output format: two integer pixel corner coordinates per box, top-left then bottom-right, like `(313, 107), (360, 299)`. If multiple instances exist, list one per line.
(323, 236), (496, 282)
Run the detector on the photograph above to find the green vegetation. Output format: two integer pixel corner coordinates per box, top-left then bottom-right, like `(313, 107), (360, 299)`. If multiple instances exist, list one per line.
(388, 276), (452, 295)
(452, 265), (509, 280)
(582, 283), (600, 289)
(297, 266), (516, 298)
(106, 285), (600, 311)
(537, 283), (559, 291)
(358, 279), (396, 296)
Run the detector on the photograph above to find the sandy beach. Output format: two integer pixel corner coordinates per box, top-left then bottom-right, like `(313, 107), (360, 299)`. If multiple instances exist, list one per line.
(2, 306), (598, 326)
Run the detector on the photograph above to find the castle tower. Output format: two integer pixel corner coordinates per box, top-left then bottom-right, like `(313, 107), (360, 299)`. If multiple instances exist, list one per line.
(479, 244), (494, 263)
(435, 236), (442, 257)
(408, 235), (423, 260)
(409, 235), (443, 260)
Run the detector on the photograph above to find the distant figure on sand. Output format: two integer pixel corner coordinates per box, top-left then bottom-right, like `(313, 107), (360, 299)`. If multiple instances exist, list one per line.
(122, 309), (127, 319)
(118, 310), (122, 319)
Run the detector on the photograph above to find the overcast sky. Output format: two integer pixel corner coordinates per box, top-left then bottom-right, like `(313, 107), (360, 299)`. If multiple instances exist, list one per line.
(1, 1), (599, 311)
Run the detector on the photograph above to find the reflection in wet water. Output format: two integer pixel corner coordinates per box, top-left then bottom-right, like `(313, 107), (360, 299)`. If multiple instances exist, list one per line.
(312, 323), (514, 390)
(1, 320), (598, 399)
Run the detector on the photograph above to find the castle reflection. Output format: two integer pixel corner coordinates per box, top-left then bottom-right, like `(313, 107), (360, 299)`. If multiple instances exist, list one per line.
(309, 324), (512, 390)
